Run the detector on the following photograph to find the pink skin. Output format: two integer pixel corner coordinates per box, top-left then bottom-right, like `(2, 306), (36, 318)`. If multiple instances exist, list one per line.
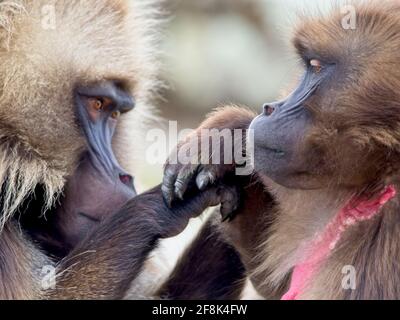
(282, 186), (397, 300)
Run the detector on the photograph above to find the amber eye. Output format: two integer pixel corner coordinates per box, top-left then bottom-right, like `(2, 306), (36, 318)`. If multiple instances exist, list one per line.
(111, 111), (121, 119)
(310, 59), (322, 73)
(90, 98), (103, 111)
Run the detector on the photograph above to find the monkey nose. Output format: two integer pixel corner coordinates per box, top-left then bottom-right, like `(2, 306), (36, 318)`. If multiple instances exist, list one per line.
(263, 103), (275, 116)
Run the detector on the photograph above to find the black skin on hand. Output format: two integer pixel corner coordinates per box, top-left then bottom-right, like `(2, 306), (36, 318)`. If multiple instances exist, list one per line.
(155, 183), (241, 238)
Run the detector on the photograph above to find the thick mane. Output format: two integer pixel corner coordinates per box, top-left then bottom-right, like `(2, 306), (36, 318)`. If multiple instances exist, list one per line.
(0, 142), (65, 230)
(0, 0), (163, 230)
(0, 1), (24, 50)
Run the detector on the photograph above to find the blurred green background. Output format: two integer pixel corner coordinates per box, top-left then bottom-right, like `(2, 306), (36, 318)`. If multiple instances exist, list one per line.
(138, 0), (334, 189)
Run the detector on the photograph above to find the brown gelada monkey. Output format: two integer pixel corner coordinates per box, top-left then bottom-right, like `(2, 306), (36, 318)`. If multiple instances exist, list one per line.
(163, 1), (400, 299)
(0, 0), (240, 299)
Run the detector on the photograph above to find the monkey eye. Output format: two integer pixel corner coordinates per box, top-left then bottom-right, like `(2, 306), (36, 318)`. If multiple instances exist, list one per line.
(89, 98), (104, 111)
(84, 96), (119, 122)
(310, 59), (322, 73)
(111, 111), (121, 119)
(88, 97), (115, 112)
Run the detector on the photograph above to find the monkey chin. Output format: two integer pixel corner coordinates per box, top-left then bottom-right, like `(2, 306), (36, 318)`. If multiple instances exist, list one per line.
(251, 145), (324, 191)
(54, 154), (137, 248)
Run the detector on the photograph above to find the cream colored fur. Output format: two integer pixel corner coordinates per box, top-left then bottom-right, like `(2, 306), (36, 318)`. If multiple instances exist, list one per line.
(0, 0), (162, 230)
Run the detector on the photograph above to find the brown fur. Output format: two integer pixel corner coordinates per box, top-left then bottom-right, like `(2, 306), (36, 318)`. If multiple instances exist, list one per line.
(255, 3), (400, 298)
(165, 1), (400, 299)
(157, 216), (246, 300)
(0, 0), (167, 300)
(0, 0), (161, 228)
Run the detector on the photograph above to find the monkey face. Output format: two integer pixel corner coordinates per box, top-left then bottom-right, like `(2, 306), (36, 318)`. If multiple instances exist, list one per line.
(55, 81), (137, 246)
(250, 61), (335, 189)
(0, 0), (158, 250)
(250, 3), (400, 190)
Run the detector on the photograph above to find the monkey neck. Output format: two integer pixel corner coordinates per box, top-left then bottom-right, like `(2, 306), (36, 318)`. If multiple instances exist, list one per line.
(281, 185), (397, 300)
(257, 177), (397, 293)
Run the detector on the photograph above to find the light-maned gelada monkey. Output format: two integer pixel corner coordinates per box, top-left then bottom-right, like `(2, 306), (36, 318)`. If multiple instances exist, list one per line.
(162, 1), (400, 299)
(0, 0), (242, 299)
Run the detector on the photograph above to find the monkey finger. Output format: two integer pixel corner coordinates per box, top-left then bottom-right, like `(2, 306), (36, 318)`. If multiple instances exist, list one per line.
(219, 186), (240, 221)
(220, 199), (239, 222)
(162, 166), (180, 206)
(196, 167), (217, 191)
(174, 165), (198, 200)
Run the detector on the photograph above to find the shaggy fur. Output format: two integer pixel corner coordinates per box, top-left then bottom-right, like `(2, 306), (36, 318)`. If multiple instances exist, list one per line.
(0, 0), (162, 230)
(0, 0), (174, 300)
(162, 0), (400, 299)
(0, 1), (250, 301)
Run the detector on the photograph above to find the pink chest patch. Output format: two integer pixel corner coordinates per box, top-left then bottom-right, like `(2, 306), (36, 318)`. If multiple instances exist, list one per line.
(281, 185), (396, 300)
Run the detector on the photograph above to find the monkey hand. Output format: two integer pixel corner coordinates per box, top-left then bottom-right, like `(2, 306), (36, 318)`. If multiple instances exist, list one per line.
(147, 184), (241, 238)
(162, 132), (240, 208)
(162, 106), (256, 207)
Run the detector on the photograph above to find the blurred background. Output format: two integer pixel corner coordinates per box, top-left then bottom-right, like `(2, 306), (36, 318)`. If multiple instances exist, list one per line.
(138, 0), (336, 188)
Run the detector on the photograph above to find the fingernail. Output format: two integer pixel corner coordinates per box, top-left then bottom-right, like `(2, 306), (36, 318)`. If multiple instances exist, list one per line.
(198, 177), (209, 190)
(176, 189), (184, 200)
(222, 214), (230, 222)
(164, 197), (172, 208)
